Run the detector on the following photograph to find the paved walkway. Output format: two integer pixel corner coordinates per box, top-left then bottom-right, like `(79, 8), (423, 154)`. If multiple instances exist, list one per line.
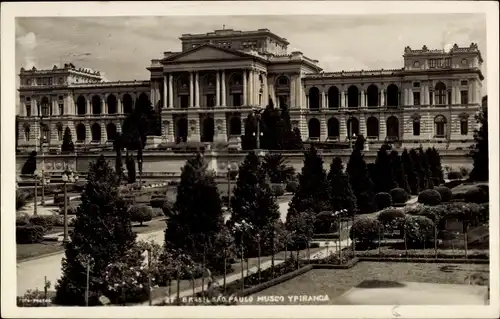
(18, 196), (81, 217)
(145, 239), (351, 305)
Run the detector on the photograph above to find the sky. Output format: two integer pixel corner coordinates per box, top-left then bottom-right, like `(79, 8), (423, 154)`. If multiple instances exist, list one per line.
(15, 14), (487, 102)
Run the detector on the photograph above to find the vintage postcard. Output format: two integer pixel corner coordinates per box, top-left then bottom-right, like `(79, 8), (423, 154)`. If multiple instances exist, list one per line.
(1, 1), (499, 318)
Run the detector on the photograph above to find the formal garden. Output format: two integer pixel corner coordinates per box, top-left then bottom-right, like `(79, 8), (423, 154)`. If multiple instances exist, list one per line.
(16, 96), (490, 306)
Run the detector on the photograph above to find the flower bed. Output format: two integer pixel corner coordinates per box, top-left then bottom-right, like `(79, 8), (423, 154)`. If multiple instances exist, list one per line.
(354, 247), (489, 260)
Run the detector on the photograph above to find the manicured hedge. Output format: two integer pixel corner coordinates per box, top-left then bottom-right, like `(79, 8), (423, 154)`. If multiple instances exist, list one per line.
(377, 208), (405, 230)
(418, 189), (442, 206)
(285, 181), (300, 193)
(129, 204), (153, 225)
(390, 188), (409, 204)
(16, 225), (45, 244)
(434, 186), (452, 203)
(464, 185), (489, 204)
(29, 215), (56, 231)
(374, 192), (392, 210)
(402, 215), (435, 247)
(349, 217), (381, 247)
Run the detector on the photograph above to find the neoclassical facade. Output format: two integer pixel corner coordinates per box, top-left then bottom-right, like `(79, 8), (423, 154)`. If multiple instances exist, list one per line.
(16, 28), (484, 152)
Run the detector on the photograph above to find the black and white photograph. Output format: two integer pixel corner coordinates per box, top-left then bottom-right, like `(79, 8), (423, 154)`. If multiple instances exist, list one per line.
(1, 1), (499, 318)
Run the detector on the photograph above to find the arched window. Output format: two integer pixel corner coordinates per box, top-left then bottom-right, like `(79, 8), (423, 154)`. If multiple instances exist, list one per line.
(327, 117), (340, 138)
(201, 117), (215, 142)
(76, 124), (86, 141)
(276, 76), (290, 109)
(346, 117), (359, 138)
(91, 123), (101, 142)
(92, 95), (102, 115)
(308, 87), (320, 110)
(123, 94), (133, 113)
(308, 118), (320, 139)
(386, 116), (399, 140)
(413, 119), (421, 136)
(434, 115), (447, 137)
(347, 86), (359, 108)
(328, 86), (340, 109)
(229, 117), (242, 136)
(41, 123), (50, 142)
(107, 95), (117, 114)
(24, 125), (30, 141)
(435, 82), (447, 105)
(366, 116), (379, 138)
(76, 96), (86, 115)
(386, 84), (399, 108)
(40, 97), (50, 116)
(106, 123), (117, 141)
(460, 118), (468, 135)
(366, 85), (379, 108)
(25, 104), (32, 117)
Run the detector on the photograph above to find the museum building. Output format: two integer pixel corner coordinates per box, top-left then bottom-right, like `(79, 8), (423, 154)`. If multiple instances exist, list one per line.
(16, 28), (484, 152)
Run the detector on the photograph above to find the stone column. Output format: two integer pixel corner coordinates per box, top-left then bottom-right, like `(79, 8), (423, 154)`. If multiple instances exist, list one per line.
(263, 72), (268, 107)
(163, 75), (168, 108)
(168, 74), (174, 108)
(248, 69), (254, 106)
(86, 97), (91, 114)
(471, 80), (476, 104)
(360, 90), (366, 108)
(359, 113), (367, 137)
(216, 71), (221, 106)
(380, 89), (385, 107)
(242, 69), (247, 106)
(103, 95), (108, 114)
(221, 70), (226, 107)
(195, 72), (200, 107)
(290, 75), (296, 108)
(168, 115), (175, 142)
(189, 72), (194, 108)
(100, 122), (107, 144)
(321, 90), (326, 109)
(339, 114), (347, 141)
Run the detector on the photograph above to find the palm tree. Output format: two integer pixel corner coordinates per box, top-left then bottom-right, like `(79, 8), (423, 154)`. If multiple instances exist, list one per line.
(262, 152), (296, 184)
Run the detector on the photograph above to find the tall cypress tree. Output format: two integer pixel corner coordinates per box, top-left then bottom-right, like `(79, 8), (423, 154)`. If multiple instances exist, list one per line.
(327, 157), (357, 215)
(470, 95), (489, 181)
(427, 147), (444, 186)
(402, 148), (419, 195)
(61, 127), (75, 153)
(346, 148), (375, 214)
(419, 148), (434, 189)
(390, 150), (411, 193)
(55, 155), (135, 305)
(373, 146), (397, 193)
(164, 153), (226, 271)
(125, 154), (136, 183)
(287, 146), (329, 218)
(230, 151), (280, 255)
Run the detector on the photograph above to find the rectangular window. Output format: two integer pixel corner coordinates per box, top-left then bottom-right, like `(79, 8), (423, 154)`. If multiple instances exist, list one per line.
(460, 119), (468, 135)
(460, 80), (468, 86)
(413, 82), (420, 88)
(58, 96), (64, 100)
(413, 120), (421, 136)
(448, 91), (452, 105)
(233, 93), (242, 107)
(429, 92), (433, 105)
(26, 97), (31, 102)
(206, 94), (215, 108)
(460, 90), (469, 105)
(59, 103), (64, 115)
(413, 92), (421, 106)
(444, 58), (451, 67)
(25, 104), (31, 117)
(180, 95), (189, 108)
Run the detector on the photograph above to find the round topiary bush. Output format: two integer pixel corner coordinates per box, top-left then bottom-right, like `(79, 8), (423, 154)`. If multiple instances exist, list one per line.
(285, 181), (300, 193)
(349, 217), (381, 247)
(129, 204), (153, 226)
(374, 192), (393, 210)
(377, 208), (405, 230)
(271, 184), (285, 197)
(447, 171), (463, 180)
(418, 189), (442, 206)
(464, 186), (489, 204)
(402, 215), (435, 247)
(390, 188), (410, 205)
(29, 215), (56, 231)
(434, 186), (452, 203)
(161, 200), (175, 217)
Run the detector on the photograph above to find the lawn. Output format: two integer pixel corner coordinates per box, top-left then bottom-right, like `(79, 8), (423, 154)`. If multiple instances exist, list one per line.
(17, 242), (64, 262)
(250, 261), (489, 305)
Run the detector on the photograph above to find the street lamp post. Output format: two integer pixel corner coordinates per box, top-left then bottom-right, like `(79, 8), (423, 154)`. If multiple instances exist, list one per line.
(33, 169), (40, 216)
(36, 102), (48, 206)
(62, 168), (78, 244)
(252, 108), (264, 149)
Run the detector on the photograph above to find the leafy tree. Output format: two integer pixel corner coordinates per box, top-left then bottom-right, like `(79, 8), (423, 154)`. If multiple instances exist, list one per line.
(354, 134), (366, 151)
(280, 105), (303, 150)
(121, 96), (160, 151)
(262, 152), (296, 184)
(230, 151), (281, 256)
(61, 127), (75, 153)
(55, 155), (136, 305)
(241, 113), (258, 150)
(419, 148), (434, 189)
(125, 153), (136, 183)
(426, 147), (444, 186)
(286, 210), (315, 263)
(402, 148), (419, 195)
(346, 147), (375, 214)
(470, 95), (489, 181)
(113, 133), (124, 182)
(21, 151), (37, 175)
(373, 146), (397, 193)
(327, 157), (357, 216)
(165, 153), (226, 272)
(287, 146), (329, 218)
(410, 148), (430, 190)
(390, 150), (411, 194)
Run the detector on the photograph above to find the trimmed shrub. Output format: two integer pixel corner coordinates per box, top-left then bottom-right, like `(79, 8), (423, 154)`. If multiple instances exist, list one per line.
(313, 211), (339, 234)
(285, 181), (300, 193)
(390, 188), (409, 205)
(16, 190), (28, 210)
(374, 192), (392, 210)
(16, 225), (45, 244)
(29, 215), (57, 231)
(161, 200), (175, 217)
(129, 205), (153, 226)
(464, 186), (489, 204)
(418, 189), (442, 206)
(447, 171), (463, 180)
(377, 208), (405, 230)
(434, 186), (452, 203)
(270, 184), (285, 197)
(349, 217), (380, 247)
(16, 214), (30, 226)
(402, 215), (435, 247)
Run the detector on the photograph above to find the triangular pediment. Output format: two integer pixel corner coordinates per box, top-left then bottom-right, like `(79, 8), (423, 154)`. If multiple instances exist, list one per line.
(165, 45), (249, 62)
